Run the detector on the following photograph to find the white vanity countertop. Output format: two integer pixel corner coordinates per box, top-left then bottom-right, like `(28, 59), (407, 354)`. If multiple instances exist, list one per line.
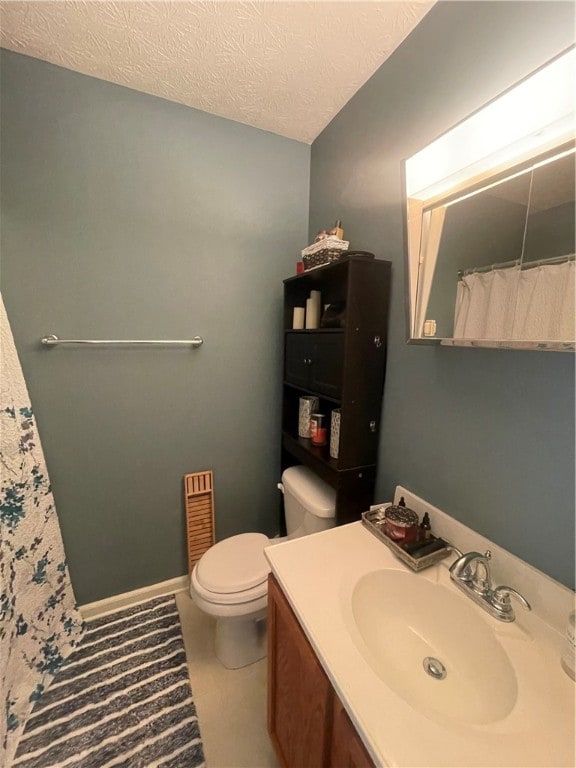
(265, 522), (575, 768)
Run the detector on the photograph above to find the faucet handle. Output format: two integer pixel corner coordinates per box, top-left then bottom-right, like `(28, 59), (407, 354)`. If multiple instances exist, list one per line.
(490, 585), (531, 619)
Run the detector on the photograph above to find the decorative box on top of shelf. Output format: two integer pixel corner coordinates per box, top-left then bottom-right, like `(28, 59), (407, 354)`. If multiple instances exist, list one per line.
(281, 254), (391, 525)
(301, 235), (349, 271)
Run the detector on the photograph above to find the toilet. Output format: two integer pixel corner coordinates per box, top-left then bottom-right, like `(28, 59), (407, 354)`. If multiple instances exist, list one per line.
(189, 465), (336, 669)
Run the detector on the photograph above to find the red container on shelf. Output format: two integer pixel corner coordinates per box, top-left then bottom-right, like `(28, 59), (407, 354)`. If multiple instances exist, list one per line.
(310, 413), (327, 446)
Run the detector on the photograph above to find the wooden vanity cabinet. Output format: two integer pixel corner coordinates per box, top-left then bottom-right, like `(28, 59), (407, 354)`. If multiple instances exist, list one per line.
(267, 574), (375, 768)
(267, 574), (332, 767)
(330, 696), (375, 768)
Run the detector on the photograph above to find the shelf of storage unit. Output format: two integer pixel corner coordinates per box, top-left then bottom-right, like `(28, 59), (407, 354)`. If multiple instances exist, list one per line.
(283, 381), (341, 403)
(282, 431), (338, 474)
(280, 254), (391, 526)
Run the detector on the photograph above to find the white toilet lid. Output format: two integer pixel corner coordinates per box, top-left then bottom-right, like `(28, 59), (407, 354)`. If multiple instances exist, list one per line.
(196, 533), (271, 594)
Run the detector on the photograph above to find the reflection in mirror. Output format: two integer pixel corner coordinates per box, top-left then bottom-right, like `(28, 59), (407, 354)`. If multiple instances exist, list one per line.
(513, 151), (575, 342)
(404, 47), (575, 351)
(422, 171), (531, 339)
(421, 150), (575, 343)
(524, 151), (575, 263)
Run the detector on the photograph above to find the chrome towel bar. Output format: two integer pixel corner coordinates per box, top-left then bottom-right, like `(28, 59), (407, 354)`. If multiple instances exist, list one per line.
(41, 334), (203, 348)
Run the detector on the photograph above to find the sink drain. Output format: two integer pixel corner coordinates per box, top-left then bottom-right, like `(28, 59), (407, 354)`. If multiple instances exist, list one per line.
(423, 657), (447, 680)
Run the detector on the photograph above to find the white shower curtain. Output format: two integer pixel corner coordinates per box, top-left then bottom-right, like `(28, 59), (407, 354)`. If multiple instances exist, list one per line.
(0, 294), (84, 766)
(454, 260), (575, 341)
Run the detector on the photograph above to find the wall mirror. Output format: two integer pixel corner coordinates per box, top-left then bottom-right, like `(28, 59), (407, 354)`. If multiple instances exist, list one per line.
(404, 47), (575, 351)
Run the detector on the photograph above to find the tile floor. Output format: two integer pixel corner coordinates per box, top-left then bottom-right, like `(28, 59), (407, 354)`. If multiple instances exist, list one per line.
(176, 591), (278, 768)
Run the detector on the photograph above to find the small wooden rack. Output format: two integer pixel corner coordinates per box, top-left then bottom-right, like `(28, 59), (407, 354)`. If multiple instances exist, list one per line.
(184, 470), (215, 574)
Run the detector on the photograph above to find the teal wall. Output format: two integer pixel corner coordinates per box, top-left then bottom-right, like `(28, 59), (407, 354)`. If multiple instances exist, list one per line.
(1, 51), (310, 603)
(309, 1), (575, 588)
(2, 0), (574, 602)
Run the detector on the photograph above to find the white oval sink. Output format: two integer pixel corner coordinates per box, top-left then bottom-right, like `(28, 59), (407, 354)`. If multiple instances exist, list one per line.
(350, 569), (518, 725)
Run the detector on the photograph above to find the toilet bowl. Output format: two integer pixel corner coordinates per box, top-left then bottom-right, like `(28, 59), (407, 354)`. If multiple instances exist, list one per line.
(189, 465), (336, 668)
(191, 532), (271, 669)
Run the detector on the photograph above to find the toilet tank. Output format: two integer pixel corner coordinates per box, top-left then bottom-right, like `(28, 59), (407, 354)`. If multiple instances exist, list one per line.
(280, 466), (336, 539)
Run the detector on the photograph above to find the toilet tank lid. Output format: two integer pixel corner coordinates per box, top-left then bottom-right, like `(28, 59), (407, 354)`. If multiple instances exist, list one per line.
(281, 465), (336, 519)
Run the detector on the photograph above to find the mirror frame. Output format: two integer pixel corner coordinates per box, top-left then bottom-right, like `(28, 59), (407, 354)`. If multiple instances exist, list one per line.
(402, 48), (575, 352)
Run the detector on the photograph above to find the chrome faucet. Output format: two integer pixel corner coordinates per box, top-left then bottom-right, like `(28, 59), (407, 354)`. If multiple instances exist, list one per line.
(450, 550), (493, 595)
(449, 550), (531, 622)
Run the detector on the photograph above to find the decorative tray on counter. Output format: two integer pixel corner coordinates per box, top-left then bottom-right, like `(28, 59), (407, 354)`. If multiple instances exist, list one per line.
(361, 508), (451, 572)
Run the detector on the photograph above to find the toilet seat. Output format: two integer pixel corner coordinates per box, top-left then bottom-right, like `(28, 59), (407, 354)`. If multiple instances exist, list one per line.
(193, 532), (271, 605)
(191, 567), (268, 605)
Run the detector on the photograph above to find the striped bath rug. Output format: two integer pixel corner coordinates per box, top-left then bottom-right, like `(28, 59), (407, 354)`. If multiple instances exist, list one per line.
(14, 595), (205, 768)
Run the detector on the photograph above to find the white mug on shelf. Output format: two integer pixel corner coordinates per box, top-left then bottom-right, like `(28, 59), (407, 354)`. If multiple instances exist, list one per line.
(299, 396), (319, 438)
(330, 409), (341, 459)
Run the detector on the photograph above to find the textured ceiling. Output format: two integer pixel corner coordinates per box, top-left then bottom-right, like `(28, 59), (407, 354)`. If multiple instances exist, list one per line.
(0, 1), (434, 143)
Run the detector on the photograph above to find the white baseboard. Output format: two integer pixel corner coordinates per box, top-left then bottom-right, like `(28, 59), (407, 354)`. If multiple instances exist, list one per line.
(79, 575), (190, 621)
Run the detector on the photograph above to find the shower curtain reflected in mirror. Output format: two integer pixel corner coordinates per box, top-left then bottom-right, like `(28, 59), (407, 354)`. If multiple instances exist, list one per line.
(454, 259), (575, 341)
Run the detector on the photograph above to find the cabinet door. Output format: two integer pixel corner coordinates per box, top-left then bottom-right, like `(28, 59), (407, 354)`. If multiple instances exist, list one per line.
(331, 696), (375, 768)
(310, 334), (343, 400)
(268, 575), (332, 768)
(285, 332), (344, 399)
(285, 333), (312, 389)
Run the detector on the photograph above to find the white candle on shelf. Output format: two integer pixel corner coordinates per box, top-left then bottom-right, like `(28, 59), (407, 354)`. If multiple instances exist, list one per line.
(310, 290), (322, 318)
(292, 307), (305, 329)
(305, 298), (318, 329)
(306, 290), (321, 328)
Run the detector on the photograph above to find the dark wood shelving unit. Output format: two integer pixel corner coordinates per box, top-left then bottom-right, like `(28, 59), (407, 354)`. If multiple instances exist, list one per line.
(280, 254), (391, 526)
